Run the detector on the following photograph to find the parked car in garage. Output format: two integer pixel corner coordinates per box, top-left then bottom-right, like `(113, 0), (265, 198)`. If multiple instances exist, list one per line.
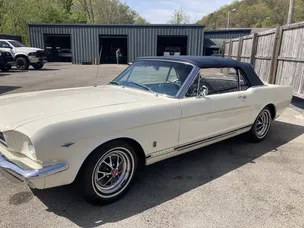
(0, 39), (47, 70)
(0, 50), (14, 72)
(163, 46), (181, 56)
(58, 48), (72, 61)
(0, 56), (293, 204)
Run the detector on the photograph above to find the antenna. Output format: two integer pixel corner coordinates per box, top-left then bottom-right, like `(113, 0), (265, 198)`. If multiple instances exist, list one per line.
(94, 46), (103, 87)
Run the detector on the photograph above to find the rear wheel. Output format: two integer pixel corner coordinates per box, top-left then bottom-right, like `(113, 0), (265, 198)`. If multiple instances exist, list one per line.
(77, 140), (138, 204)
(32, 63), (44, 70)
(15, 57), (29, 70)
(247, 107), (272, 142)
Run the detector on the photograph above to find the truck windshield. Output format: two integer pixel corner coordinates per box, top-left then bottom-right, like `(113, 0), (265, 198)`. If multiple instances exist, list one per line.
(8, 41), (25, 48)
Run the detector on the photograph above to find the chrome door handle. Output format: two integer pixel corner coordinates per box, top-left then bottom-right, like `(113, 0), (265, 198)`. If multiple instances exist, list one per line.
(238, 95), (247, 99)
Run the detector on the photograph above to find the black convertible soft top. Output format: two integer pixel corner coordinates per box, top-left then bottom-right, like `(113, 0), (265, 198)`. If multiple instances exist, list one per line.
(136, 56), (264, 86)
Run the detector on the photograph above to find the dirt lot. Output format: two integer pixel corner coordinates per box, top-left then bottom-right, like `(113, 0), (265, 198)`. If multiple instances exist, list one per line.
(0, 63), (303, 228)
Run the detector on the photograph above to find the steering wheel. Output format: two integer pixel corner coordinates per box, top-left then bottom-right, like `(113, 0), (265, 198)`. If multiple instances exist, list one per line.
(168, 78), (182, 85)
(186, 84), (209, 97)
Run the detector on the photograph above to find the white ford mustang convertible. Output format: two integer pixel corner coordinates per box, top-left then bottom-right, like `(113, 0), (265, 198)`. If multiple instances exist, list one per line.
(0, 56), (293, 204)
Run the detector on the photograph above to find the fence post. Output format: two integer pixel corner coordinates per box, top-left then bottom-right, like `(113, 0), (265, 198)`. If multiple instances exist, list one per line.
(237, 37), (243, 61)
(221, 42), (225, 57)
(268, 25), (283, 84)
(250, 33), (258, 67)
(228, 40), (233, 59)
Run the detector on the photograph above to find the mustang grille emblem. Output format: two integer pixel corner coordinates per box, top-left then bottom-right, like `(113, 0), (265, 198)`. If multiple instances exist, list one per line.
(61, 142), (75, 148)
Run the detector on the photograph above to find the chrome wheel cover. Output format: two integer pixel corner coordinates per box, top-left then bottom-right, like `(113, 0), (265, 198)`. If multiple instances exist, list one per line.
(255, 109), (271, 139)
(92, 147), (134, 198)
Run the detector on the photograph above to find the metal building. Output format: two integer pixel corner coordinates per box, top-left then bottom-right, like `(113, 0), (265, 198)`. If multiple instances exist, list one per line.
(29, 24), (205, 64)
(204, 29), (252, 56)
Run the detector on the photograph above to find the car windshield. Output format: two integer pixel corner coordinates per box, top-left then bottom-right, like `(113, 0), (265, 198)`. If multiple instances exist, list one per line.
(110, 60), (193, 97)
(8, 40), (25, 48)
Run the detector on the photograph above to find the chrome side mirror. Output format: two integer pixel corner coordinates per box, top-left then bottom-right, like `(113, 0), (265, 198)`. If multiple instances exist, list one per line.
(197, 85), (208, 98)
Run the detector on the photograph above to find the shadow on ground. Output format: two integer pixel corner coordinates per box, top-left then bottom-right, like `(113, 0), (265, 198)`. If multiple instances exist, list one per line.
(8, 68), (60, 73)
(0, 73), (10, 77)
(0, 86), (21, 95)
(33, 120), (304, 227)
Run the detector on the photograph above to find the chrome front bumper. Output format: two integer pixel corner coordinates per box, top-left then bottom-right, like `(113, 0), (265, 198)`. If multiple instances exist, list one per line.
(28, 56), (47, 64)
(0, 153), (68, 189)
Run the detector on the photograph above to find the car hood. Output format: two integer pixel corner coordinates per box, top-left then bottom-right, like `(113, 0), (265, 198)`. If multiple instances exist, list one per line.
(14, 47), (43, 53)
(0, 86), (153, 131)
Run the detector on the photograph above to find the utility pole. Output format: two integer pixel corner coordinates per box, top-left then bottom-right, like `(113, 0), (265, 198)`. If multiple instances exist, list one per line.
(227, 9), (236, 29)
(287, 0), (295, 24)
(227, 11), (231, 29)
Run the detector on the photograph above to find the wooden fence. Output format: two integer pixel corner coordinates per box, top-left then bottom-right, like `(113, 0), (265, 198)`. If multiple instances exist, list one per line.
(223, 22), (304, 99)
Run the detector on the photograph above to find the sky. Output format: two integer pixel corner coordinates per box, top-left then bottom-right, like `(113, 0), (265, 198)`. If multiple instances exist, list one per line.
(125, 0), (234, 24)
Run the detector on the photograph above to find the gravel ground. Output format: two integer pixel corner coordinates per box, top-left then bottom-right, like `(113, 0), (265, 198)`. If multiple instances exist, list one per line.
(0, 63), (303, 228)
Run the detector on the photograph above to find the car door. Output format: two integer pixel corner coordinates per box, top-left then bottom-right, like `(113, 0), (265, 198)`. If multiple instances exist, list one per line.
(178, 67), (252, 145)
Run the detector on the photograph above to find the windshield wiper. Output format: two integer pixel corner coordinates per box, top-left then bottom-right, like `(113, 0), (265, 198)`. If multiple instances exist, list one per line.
(109, 81), (123, 87)
(128, 81), (158, 96)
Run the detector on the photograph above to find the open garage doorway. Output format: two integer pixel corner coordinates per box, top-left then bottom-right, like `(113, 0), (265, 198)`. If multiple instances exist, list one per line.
(157, 36), (188, 56)
(44, 34), (72, 62)
(99, 35), (128, 64)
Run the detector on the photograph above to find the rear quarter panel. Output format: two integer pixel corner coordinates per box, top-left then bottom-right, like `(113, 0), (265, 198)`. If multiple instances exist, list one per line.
(245, 84), (293, 122)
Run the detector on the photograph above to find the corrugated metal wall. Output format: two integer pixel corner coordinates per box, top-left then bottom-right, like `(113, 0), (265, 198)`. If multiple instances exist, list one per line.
(29, 24), (205, 64)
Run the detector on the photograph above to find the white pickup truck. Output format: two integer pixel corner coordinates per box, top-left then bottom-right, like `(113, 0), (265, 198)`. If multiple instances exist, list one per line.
(0, 39), (47, 70)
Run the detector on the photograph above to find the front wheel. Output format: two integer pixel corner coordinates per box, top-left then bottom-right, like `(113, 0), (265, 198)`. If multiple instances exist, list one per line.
(246, 107), (272, 142)
(15, 57), (29, 70)
(32, 63), (44, 70)
(77, 140), (138, 204)
(1, 65), (11, 72)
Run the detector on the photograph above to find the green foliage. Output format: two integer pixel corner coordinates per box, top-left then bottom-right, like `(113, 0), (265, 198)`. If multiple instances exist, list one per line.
(134, 16), (150, 24)
(197, 0), (304, 29)
(168, 8), (190, 24)
(0, 0), (140, 45)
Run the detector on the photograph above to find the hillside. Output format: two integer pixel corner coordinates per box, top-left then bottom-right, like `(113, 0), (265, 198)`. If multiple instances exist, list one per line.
(197, 0), (304, 30)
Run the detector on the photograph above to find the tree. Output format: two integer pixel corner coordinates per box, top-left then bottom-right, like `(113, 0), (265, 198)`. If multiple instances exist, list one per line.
(168, 8), (190, 24)
(0, 0), (140, 44)
(134, 16), (150, 24)
(196, 0), (304, 29)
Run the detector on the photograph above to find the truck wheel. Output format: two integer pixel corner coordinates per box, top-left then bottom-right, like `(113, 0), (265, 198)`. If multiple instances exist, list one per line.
(32, 63), (44, 70)
(246, 107), (272, 142)
(1, 65), (11, 72)
(77, 140), (138, 204)
(15, 57), (29, 70)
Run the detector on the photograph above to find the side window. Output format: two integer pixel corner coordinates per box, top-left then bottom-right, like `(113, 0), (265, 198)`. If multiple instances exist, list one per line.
(0, 41), (10, 48)
(185, 67), (247, 97)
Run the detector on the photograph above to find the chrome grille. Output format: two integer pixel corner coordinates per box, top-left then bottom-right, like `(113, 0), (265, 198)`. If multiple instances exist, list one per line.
(0, 132), (7, 147)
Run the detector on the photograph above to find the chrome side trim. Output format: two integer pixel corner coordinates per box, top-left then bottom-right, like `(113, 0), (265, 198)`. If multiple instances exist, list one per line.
(0, 153), (68, 181)
(147, 125), (252, 160)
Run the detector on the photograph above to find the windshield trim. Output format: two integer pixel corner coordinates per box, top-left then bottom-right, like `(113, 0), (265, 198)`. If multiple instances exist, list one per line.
(108, 83), (177, 99)
(111, 60), (198, 99)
